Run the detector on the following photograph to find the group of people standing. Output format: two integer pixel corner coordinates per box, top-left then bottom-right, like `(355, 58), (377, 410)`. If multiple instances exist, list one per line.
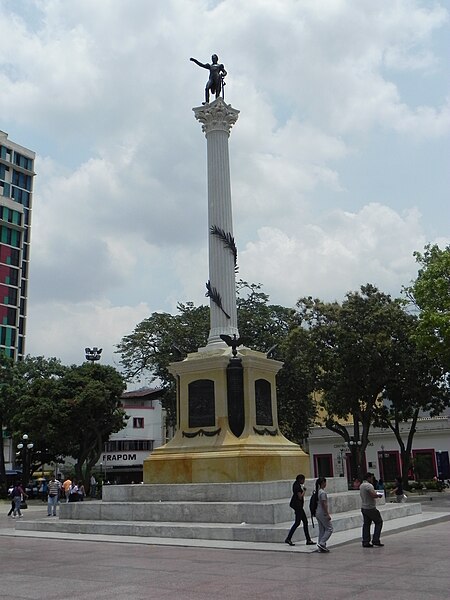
(285, 472), (385, 552)
(48, 476), (90, 514)
(7, 474), (99, 519)
(47, 476), (87, 515)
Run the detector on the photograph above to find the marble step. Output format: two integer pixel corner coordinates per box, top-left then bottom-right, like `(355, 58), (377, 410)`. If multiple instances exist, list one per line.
(102, 478), (350, 503)
(58, 490), (372, 524)
(16, 502), (421, 543)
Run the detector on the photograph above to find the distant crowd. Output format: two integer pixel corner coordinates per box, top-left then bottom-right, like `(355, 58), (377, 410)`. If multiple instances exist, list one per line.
(7, 474), (98, 518)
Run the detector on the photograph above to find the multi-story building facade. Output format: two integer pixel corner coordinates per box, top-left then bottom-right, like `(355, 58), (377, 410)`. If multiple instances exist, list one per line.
(0, 130), (35, 360)
(96, 388), (166, 484)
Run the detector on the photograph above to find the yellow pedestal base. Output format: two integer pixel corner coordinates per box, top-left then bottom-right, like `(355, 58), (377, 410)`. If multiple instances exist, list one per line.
(143, 347), (310, 484)
(144, 447), (310, 484)
(144, 415), (310, 483)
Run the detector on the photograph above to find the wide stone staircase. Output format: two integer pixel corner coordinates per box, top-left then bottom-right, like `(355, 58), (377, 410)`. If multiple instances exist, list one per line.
(15, 478), (423, 544)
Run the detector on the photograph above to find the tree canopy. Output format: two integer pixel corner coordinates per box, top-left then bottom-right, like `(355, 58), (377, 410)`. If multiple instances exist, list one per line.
(373, 313), (450, 485)
(293, 284), (409, 479)
(405, 244), (450, 369)
(3, 357), (126, 489)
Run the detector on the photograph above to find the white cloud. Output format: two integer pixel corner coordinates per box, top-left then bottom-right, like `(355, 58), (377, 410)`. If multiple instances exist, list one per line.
(26, 300), (151, 367)
(240, 203), (428, 305)
(0, 0), (447, 365)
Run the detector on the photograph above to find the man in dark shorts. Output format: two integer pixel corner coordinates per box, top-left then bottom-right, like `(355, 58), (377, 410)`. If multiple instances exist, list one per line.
(360, 472), (384, 548)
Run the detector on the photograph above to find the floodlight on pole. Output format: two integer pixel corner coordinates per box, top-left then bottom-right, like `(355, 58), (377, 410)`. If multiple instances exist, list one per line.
(85, 347), (102, 363)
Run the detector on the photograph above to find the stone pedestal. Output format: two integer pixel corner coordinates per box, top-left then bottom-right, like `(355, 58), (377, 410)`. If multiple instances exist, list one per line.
(143, 347), (309, 483)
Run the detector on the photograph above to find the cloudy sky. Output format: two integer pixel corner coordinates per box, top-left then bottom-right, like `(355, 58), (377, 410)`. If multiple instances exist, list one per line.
(0, 0), (449, 375)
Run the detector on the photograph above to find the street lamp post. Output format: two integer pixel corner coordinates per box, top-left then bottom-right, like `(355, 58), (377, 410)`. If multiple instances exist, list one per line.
(17, 434), (34, 487)
(338, 448), (345, 477)
(85, 347), (102, 363)
(347, 438), (362, 481)
(436, 450), (443, 482)
(380, 444), (388, 479)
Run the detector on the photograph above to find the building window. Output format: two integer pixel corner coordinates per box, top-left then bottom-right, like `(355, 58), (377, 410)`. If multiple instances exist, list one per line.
(103, 440), (154, 452)
(412, 449), (436, 480)
(133, 417), (144, 429)
(314, 454), (334, 478)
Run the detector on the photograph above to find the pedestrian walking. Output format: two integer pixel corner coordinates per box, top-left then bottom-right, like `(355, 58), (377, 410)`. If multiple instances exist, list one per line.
(40, 479), (48, 502)
(78, 481), (86, 501)
(315, 477), (333, 553)
(47, 474), (61, 516)
(391, 476), (405, 503)
(62, 478), (72, 503)
(378, 477), (386, 498)
(7, 485), (14, 517)
(285, 474), (315, 546)
(360, 472), (384, 548)
(11, 481), (27, 519)
(90, 475), (97, 498)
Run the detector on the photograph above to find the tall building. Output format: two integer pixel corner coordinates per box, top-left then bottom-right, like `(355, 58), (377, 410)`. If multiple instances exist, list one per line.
(0, 131), (35, 360)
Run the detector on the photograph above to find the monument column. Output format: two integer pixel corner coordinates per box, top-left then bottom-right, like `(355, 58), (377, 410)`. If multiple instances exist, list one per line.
(143, 70), (309, 484)
(193, 99), (240, 348)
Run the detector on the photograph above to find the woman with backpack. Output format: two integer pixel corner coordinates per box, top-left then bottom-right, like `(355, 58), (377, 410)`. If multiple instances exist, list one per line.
(315, 477), (333, 553)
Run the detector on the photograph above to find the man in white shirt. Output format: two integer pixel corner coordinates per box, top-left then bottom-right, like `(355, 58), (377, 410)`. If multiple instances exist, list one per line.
(360, 472), (384, 548)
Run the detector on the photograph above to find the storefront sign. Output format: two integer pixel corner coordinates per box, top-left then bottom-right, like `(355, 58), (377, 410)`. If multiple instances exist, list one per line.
(102, 453), (137, 463)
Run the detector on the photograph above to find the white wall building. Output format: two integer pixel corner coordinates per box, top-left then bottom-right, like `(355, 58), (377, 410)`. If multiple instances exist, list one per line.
(97, 388), (165, 484)
(307, 415), (450, 484)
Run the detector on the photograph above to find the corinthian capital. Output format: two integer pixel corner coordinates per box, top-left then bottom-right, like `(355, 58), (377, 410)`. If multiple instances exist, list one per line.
(193, 97), (239, 136)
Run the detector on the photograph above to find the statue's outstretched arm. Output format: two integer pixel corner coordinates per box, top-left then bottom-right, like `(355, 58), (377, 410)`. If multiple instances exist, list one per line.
(190, 57), (208, 69)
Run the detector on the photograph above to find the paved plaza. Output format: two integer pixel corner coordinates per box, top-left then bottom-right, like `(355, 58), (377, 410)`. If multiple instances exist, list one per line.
(1, 495), (449, 600)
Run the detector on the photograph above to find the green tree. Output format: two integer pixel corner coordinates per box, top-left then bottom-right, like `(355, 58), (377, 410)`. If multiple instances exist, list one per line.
(0, 356), (66, 491)
(373, 314), (450, 485)
(405, 244), (450, 368)
(295, 284), (408, 480)
(11, 360), (127, 486)
(236, 281), (299, 352)
(10, 356), (67, 484)
(277, 326), (318, 444)
(55, 363), (127, 483)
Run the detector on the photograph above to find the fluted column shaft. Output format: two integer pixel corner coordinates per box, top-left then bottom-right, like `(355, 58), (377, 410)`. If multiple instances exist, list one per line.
(193, 98), (240, 347)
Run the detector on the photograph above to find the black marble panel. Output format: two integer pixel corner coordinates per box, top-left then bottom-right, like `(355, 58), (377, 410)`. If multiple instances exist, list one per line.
(255, 378), (273, 426)
(227, 358), (245, 437)
(188, 379), (215, 428)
